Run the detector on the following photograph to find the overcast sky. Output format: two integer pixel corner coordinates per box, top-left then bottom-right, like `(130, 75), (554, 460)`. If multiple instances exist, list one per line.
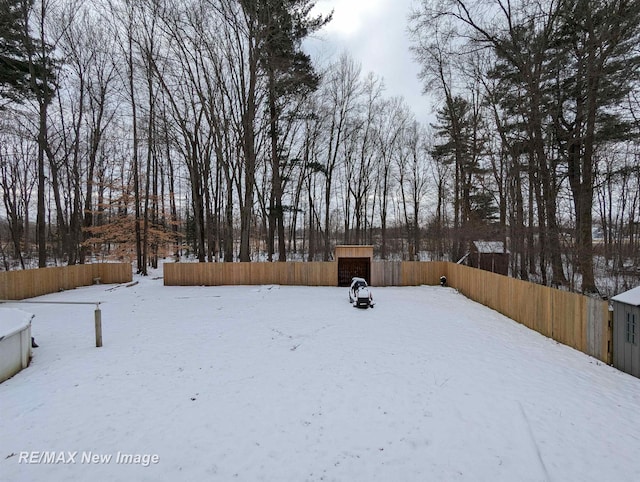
(305, 0), (434, 124)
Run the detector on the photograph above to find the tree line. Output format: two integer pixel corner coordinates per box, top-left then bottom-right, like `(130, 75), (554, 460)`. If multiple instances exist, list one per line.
(0, 0), (639, 295)
(410, 0), (640, 294)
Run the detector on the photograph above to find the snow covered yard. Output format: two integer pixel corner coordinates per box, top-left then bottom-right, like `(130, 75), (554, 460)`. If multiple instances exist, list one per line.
(1, 276), (640, 481)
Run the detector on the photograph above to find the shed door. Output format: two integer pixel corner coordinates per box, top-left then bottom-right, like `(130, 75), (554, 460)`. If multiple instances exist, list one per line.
(338, 258), (371, 287)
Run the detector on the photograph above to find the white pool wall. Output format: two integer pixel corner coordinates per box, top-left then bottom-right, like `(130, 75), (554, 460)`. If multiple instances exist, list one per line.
(0, 308), (33, 383)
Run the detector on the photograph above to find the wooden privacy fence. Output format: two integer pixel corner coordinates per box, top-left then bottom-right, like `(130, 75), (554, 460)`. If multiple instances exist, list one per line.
(0, 263), (133, 300)
(371, 261), (450, 286)
(164, 260), (450, 287)
(445, 263), (610, 363)
(164, 261), (337, 287)
(163, 260), (610, 363)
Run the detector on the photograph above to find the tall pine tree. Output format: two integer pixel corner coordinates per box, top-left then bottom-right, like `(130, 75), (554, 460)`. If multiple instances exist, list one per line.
(240, 0), (330, 261)
(0, 0), (49, 102)
(0, 0), (32, 100)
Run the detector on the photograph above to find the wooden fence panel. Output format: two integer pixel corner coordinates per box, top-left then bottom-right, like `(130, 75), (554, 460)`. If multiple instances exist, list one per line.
(418, 261), (448, 286)
(552, 289), (586, 352)
(163, 262), (337, 287)
(586, 297), (610, 362)
(301, 262), (336, 286)
(399, 261), (446, 286)
(285, 263), (296, 285)
(0, 264), (132, 300)
(400, 262), (416, 286)
(94, 263), (131, 285)
(371, 261), (400, 286)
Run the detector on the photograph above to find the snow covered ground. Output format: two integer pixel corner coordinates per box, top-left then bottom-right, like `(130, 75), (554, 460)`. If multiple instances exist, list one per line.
(1, 274), (640, 481)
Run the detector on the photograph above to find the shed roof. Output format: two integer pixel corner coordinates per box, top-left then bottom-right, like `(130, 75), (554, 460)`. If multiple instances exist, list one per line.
(472, 241), (508, 254)
(611, 286), (640, 306)
(334, 245), (373, 259)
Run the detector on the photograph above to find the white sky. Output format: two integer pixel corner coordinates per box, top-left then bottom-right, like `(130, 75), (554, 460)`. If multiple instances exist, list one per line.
(306, 0), (434, 124)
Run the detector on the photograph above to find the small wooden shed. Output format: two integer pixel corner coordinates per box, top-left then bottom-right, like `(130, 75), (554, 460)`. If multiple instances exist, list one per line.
(335, 245), (373, 287)
(611, 286), (640, 378)
(469, 241), (509, 276)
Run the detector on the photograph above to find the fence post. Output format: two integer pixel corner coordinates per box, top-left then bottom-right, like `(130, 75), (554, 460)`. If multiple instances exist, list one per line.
(95, 305), (102, 348)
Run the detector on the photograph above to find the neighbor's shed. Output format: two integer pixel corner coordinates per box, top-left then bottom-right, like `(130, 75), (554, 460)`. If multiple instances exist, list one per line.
(469, 241), (509, 276)
(611, 286), (640, 378)
(335, 245), (373, 287)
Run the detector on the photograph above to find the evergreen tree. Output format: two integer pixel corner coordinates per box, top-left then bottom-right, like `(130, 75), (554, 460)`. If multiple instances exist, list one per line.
(240, 0), (330, 261)
(431, 96), (487, 259)
(0, 0), (32, 100)
(549, 0), (640, 293)
(0, 0), (49, 102)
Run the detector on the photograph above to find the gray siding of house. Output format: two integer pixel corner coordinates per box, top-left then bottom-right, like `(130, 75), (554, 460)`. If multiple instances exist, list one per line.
(612, 301), (640, 378)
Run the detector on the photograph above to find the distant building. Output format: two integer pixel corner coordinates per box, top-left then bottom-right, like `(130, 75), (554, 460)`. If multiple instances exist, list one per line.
(468, 241), (509, 276)
(611, 286), (640, 378)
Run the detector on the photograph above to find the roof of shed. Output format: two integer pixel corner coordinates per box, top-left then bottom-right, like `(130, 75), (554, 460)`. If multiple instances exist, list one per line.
(334, 245), (374, 258)
(611, 286), (640, 306)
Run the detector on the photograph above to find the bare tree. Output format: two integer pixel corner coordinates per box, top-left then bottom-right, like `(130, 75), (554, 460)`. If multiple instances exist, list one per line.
(396, 120), (430, 260)
(20, 0), (59, 267)
(375, 97), (408, 259)
(317, 53), (361, 260)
